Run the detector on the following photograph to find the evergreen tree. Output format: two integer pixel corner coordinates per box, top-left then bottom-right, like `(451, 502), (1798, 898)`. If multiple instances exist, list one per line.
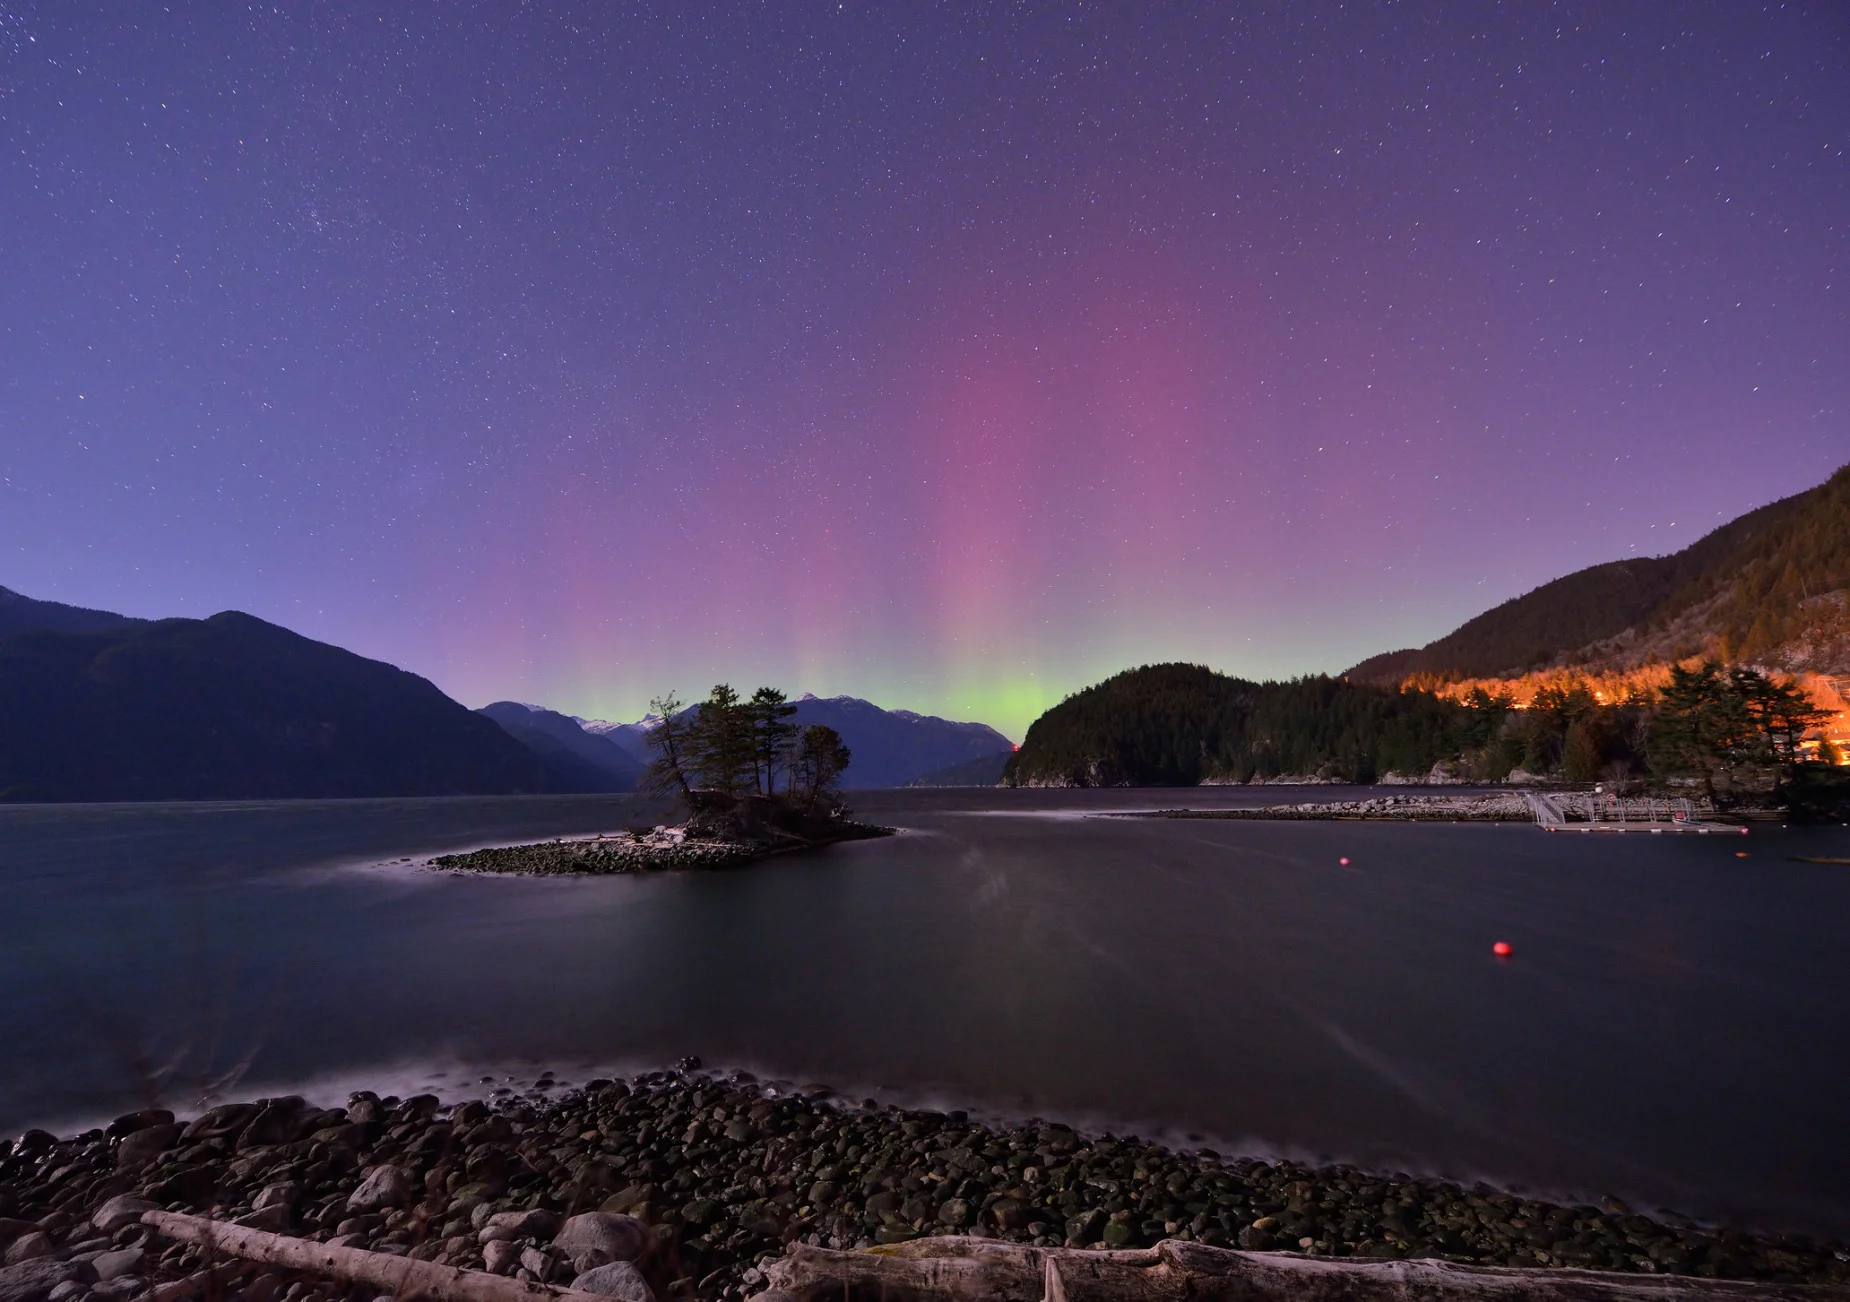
(1648, 662), (1755, 801)
(1731, 667), (1830, 761)
(689, 684), (756, 796)
(748, 686), (799, 794)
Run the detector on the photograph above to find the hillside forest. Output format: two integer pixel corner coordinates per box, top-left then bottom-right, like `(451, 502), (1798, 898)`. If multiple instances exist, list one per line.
(1002, 662), (1844, 812)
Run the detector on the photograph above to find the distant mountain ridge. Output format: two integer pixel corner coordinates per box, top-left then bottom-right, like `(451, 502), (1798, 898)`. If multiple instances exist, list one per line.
(0, 610), (578, 801)
(0, 585), (146, 639)
(566, 693), (1015, 789)
(479, 701), (644, 792)
(1346, 463), (1850, 684)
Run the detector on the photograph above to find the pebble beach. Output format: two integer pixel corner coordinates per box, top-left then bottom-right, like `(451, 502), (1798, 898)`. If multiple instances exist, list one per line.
(4, 1073), (1847, 1302)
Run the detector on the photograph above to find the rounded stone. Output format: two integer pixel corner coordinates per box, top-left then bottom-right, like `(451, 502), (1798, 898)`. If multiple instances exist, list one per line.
(572, 1260), (656, 1302)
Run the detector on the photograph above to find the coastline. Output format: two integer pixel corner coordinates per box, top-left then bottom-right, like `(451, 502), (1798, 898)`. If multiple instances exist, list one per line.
(4, 1074), (1846, 1302)
(427, 822), (894, 877)
(1128, 794), (1537, 822)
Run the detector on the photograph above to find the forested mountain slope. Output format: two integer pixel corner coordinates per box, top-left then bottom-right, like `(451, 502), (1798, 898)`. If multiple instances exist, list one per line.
(1346, 463), (1850, 684)
(1003, 664), (1469, 787)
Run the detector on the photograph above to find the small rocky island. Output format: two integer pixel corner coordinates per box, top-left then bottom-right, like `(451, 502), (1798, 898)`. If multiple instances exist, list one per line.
(435, 684), (893, 877)
(431, 798), (893, 877)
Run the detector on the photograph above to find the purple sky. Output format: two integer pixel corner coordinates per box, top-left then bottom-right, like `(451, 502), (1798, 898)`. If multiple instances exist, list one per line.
(2, 4), (1845, 735)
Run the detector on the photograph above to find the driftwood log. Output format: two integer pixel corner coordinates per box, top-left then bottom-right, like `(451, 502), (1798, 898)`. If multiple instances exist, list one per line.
(756, 1236), (1850, 1302)
(141, 1210), (610, 1302)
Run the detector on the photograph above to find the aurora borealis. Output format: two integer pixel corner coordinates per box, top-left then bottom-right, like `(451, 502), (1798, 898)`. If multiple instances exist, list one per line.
(3, 5), (1845, 736)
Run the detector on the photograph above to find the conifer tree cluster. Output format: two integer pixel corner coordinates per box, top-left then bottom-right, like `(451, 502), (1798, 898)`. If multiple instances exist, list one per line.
(642, 686), (851, 811)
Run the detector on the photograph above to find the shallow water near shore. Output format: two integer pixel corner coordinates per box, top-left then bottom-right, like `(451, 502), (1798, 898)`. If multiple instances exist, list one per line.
(2, 788), (1847, 1236)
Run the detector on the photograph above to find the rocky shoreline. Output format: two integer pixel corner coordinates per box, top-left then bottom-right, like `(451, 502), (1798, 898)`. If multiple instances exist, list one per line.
(1132, 794), (1539, 822)
(3, 1074), (1846, 1302)
(429, 822), (893, 877)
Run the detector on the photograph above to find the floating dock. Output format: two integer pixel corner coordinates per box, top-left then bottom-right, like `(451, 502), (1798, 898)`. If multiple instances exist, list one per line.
(1525, 791), (1746, 834)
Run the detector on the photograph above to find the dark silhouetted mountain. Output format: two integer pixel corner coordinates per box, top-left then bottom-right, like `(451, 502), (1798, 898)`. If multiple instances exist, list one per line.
(0, 610), (581, 801)
(0, 585), (145, 639)
(904, 749), (1016, 788)
(479, 702), (643, 793)
(1346, 463), (1850, 683)
(1004, 663), (1467, 787)
(572, 695), (1015, 789)
(787, 695), (1014, 789)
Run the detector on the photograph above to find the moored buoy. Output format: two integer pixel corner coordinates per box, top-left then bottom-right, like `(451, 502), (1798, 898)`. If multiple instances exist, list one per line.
(1339, 857), (1350, 865)
(1492, 941), (1513, 958)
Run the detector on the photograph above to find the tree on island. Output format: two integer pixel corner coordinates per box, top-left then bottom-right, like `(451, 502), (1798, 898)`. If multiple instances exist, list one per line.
(641, 692), (695, 800)
(642, 685), (854, 817)
(749, 686), (799, 794)
(792, 723), (852, 809)
(689, 683), (758, 796)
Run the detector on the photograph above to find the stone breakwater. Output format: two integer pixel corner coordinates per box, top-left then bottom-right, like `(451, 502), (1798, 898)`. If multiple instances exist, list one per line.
(3, 1076), (1847, 1302)
(1136, 794), (1537, 822)
(430, 824), (893, 877)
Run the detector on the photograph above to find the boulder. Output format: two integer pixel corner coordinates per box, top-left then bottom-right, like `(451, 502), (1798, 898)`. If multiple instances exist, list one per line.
(482, 1240), (519, 1276)
(479, 1208), (558, 1242)
(115, 1124), (181, 1170)
(345, 1165), (412, 1212)
(0, 1259), (90, 1302)
(1, 1238), (51, 1268)
(518, 1246), (556, 1280)
(236, 1102), (302, 1150)
(91, 1196), (156, 1236)
(88, 1249), (142, 1283)
(180, 1103), (258, 1142)
(252, 1183), (300, 1212)
(104, 1110), (174, 1140)
(572, 1260), (655, 1302)
(554, 1212), (651, 1268)
(234, 1206), (291, 1233)
(1065, 1208), (1105, 1246)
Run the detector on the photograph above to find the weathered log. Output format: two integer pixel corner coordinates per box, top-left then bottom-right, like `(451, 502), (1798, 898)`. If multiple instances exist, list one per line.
(756, 1236), (1850, 1302)
(141, 1210), (609, 1302)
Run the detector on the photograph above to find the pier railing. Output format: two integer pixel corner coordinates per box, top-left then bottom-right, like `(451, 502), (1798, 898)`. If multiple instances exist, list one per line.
(1524, 792), (1701, 829)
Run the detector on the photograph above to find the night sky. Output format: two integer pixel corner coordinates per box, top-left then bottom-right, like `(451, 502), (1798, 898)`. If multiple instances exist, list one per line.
(2, 5), (1845, 735)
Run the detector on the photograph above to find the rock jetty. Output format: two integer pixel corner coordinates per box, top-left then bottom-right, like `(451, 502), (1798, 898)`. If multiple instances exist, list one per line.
(2, 1075), (1846, 1302)
(1136, 794), (1537, 822)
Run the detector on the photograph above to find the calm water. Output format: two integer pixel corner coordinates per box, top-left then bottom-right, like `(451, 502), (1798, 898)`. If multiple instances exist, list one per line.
(2, 790), (1847, 1236)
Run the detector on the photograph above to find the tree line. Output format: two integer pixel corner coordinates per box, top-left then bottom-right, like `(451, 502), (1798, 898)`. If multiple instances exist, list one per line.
(642, 685), (852, 810)
(1004, 661), (1844, 813)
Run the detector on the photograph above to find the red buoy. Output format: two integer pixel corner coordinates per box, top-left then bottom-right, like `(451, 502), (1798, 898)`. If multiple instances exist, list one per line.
(1492, 941), (1513, 958)
(1339, 857), (1350, 866)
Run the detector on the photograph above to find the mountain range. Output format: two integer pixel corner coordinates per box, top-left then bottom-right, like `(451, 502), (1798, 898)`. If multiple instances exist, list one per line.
(0, 610), (569, 801)
(1346, 462), (1850, 686)
(0, 586), (1015, 800)
(486, 693), (1017, 792)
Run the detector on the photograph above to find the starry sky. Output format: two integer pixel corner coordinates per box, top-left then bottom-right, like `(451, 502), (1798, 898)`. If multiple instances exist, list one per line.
(2, 4), (1845, 736)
